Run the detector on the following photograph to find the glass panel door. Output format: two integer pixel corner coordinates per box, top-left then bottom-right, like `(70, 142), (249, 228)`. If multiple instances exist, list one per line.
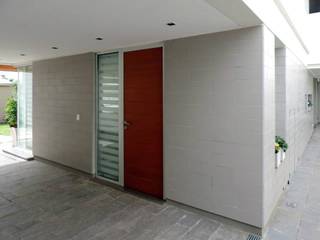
(97, 52), (122, 183)
(17, 66), (32, 150)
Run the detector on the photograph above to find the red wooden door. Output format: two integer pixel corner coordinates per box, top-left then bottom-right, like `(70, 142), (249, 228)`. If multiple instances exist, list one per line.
(124, 47), (163, 198)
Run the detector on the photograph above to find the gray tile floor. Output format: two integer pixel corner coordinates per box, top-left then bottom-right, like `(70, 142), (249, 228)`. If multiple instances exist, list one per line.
(265, 127), (320, 240)
(2, 126), (320, 240)
(0, 154), (251, 240)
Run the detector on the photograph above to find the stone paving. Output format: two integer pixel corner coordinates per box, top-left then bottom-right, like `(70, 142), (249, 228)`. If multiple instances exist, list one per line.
(1, 126), (320, 240)
(265, 127), (320, 240)
(0, 154), (252, 240)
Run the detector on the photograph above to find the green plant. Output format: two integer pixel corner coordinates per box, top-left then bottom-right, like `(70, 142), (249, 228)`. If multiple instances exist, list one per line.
(276, 136), (288, 152)
(4, 97), (17, 128)
(275, 142), (280, 154)
(0, 124), (10, 136)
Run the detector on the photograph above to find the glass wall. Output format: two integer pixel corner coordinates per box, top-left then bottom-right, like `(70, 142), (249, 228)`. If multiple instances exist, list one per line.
(17, 66), (32, 150)
(97, 53), (121, 182)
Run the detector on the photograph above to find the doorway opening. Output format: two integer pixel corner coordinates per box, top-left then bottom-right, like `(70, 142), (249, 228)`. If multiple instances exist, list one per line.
(96, 47), (163, 198)
(0, 65), (33, 160)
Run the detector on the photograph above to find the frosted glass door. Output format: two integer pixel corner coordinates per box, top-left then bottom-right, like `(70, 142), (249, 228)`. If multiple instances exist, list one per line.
(97, 53), (121, 182)
(17, 66), (32, 150)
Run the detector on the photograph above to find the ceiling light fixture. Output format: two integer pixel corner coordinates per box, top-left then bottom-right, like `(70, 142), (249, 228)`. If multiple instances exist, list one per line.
(166, 22), (176, 26)
(96, 37), (103, 41)
(51, 47), (58, 50)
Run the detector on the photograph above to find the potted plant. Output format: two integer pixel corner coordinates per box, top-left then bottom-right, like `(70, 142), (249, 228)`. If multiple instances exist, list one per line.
(4, 96), (17, 146)
(275, 142), (281, 169)
(276, 136), (288, 162)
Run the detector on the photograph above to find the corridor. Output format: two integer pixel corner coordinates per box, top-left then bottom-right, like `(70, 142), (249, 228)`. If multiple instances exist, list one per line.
(265, 127), (320, 239)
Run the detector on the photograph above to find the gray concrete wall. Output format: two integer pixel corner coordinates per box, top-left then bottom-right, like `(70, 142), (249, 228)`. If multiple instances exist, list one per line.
(275, 48), (286, 137)
(33, 53), (95, 173)
(313, 79), (318, 126)
(262, 27), (276, 227)
(317, 83), (320, 125)
(164, 26), (265, 227)
(0, 85), (14, 123)
(286, 48), (314, 172)
(30, 27), (313, 229)
(264, 45), (314, 226)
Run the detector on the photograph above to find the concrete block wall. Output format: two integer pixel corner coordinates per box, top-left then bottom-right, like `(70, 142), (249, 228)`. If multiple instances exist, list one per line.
(30, 26), (313, 230)
(261, 26), (276, 227)
(286, 49), (314, 169)
(262, 46), (289, 226)
(314, 80), (319, 125)
(164, 26), (265, 227)
(317, 83), (320, 124)
(33, 53), (95, 173)
(263, 45), (314, 226)
(275, 48), (286, 137)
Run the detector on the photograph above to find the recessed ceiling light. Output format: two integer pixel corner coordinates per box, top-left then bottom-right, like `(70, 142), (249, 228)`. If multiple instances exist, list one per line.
(96, 37), (103, 41)
(166, 22), (176, 26)
(51, 47), (58, 50)
(20, 53), (26, 56)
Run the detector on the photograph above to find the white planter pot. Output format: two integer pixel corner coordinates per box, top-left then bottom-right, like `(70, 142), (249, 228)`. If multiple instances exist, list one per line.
(10, 127), (17, 147)
(275, 152), (281, 169)
(281, 151), (286, 162)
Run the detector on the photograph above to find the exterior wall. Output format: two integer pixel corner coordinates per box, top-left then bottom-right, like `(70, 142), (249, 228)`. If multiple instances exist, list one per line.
(243, 0), (308, 64)
(33, 53), (95, 173)
(0, 85), (14, 123)
(313, 79), (318, 126)
(286, 49), (314, 170)
(29, 25), (313, 229)
(164, 26), (265, 227)
(317, 83), (320, 124)
(261, 28), (277, 226)
(275, 48), (286, 137)
(263, 46), (314, 226)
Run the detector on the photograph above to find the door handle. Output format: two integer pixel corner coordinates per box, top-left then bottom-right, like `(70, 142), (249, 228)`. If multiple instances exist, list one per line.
(124, 120), (131, 129)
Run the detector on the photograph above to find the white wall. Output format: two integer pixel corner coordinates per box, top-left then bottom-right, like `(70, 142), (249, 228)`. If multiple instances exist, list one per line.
(164, 25), (313, 228)
(33, 53), (95, 173)
(275, 48), (286, 137)
(261, 26), (276, 227)
(317, 83), (320, 124)
(313, 80), (318, 125)
(263, 45), (314, 226)
(286, 49), (314, 169)
(164, 26), (265, 227)
(243, 0), (308, 64)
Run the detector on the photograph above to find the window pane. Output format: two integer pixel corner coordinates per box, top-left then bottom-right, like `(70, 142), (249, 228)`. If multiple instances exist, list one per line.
(97, 53), (120, 181)
(310, 0), (320, 13)
(17, 66), (32, 150)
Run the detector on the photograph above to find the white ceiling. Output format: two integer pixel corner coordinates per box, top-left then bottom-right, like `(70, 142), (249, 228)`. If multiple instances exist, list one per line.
(0, 0), (244, 65)
(308, 64), (320, 78)
(276, 0), (320, 65)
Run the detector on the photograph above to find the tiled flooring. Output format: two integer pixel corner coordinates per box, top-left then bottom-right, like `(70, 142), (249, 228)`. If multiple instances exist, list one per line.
(0, 154), (251, 240)
(2, 126), (320, 240)
(265, 128), (320, 240)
